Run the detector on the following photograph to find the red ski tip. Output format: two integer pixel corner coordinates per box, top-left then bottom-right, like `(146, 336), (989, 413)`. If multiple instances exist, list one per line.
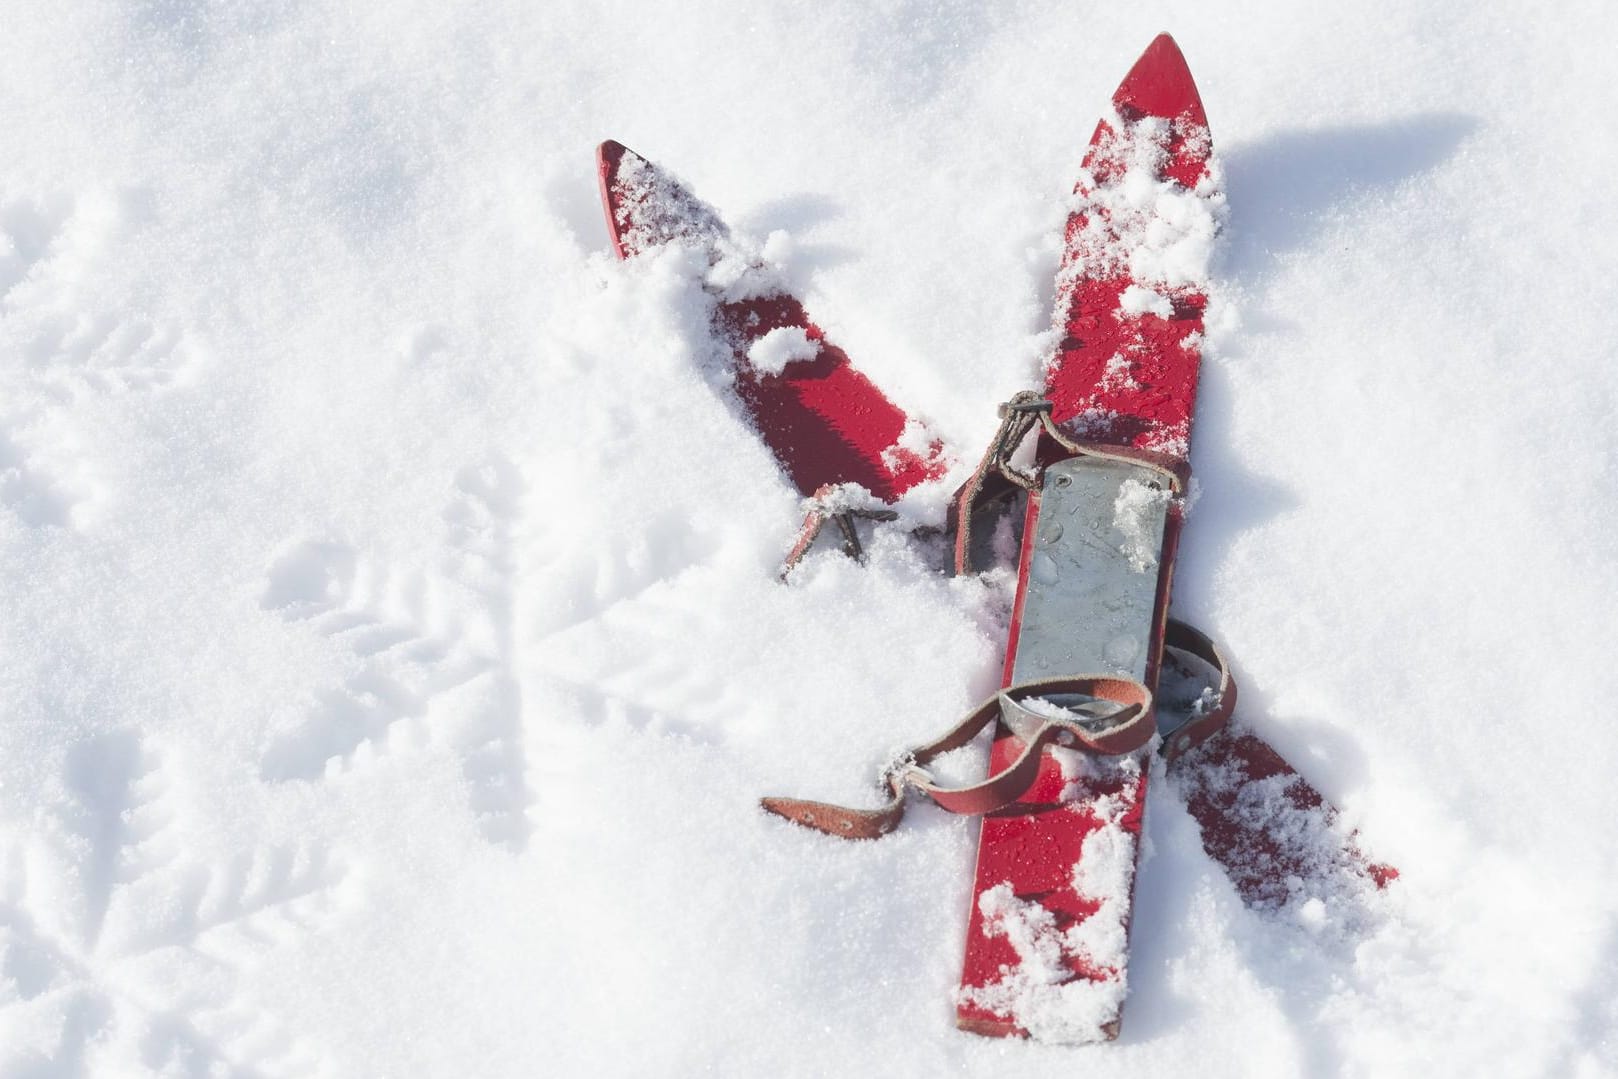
(597, 139), (643, 258)
(597, 138), (636, 174)
(1112, 32), (1206, 127)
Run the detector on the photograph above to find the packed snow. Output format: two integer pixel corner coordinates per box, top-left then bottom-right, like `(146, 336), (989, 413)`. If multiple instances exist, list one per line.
(1118, 284), (1175, 319)
(1061, 113), (1226, 291)
(1113, 477), (1171, 572)
(745, 325), (819, 375)
(4, 3), (1618, 1077)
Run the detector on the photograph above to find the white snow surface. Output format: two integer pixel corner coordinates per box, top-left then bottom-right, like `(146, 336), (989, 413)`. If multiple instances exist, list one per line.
(3, 4), (1618, 1077)
(1119, 284), (1176, 318)
(746, 325), (819, 375)
(1113, 477), (1171, 572)
(1067, 114), (1226, 291)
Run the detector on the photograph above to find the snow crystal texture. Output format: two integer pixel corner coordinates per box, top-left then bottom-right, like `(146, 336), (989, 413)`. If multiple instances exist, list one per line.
(3, 3), (1618, 1077)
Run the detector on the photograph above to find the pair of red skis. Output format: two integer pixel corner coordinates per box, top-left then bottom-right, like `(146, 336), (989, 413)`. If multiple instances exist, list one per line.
(599, 34), (1392, 1044)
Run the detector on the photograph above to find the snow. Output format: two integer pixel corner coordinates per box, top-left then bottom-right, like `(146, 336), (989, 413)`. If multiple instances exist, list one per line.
(3, 3), (1618, 1077)
(957, 876), (1128, 1044)
(1019, 695), (1082, 721)
(957, 774), (1143, 1045)
(1072, 116), (1226, 291)
(1119, 284), (1175, 318)
(883, 417), (939, 476)
(804, 481), (882, 516)
(746, 325), (819, 375)
(1113, 477), (1171, 572)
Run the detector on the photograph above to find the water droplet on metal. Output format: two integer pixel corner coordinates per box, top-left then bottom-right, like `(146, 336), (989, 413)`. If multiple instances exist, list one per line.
(1031, 552), (1059, 586)
(1103, 635), (1139, 666)
(1039, 521), (1064, 545)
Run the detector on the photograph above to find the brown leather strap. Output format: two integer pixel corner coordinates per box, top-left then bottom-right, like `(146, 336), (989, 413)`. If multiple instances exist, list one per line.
(1159, 619), (1238, 760)
(948, 394), (1045, 577)
(761, 675), (1156, 839)
(761, 618), (1238, 840)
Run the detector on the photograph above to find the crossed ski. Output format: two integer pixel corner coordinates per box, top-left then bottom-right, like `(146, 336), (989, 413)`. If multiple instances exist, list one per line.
(597, 33), (1394, 1045)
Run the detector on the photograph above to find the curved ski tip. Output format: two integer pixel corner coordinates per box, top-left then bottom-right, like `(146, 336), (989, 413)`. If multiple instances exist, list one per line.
(597, 138), (643, 186)
(597, 138), (634, 170)
(1113, 32), (1206, 126)
(596, 139), (643, 258)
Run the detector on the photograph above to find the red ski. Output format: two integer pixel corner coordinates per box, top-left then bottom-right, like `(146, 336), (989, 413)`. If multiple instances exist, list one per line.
(597, 32), (1394, 1042)
(950, 33), (1221, 1040)
(598, 139), (944, 502)
(1009, 35), (1395, 930)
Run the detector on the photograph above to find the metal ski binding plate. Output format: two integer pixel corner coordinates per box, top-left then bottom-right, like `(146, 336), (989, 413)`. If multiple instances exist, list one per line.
(1010, 455), (1171, 688)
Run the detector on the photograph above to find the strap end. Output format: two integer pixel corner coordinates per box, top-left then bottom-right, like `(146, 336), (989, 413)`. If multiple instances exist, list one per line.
(760, 796), (902, 840)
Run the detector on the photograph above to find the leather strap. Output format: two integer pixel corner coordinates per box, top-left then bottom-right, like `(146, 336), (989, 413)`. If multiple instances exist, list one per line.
(761, 618), (1237, 840)
(761, 675), (1155, 839)
(947, 392), (1190, 576)
(765, 393), (1230, 840)
(947, 394), (1045, 577)
(1159, 619), (1237, 760)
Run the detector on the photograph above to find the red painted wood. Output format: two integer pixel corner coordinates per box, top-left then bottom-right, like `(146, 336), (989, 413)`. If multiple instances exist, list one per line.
(1045, 34), (1212, 452)
(597, 68), (1394, 1039)
(598, 141), (942, 501)
(956, 36), (1392, 1040)
(955, 33), (1210, 1040)
(1174, 730), (1399, 906)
